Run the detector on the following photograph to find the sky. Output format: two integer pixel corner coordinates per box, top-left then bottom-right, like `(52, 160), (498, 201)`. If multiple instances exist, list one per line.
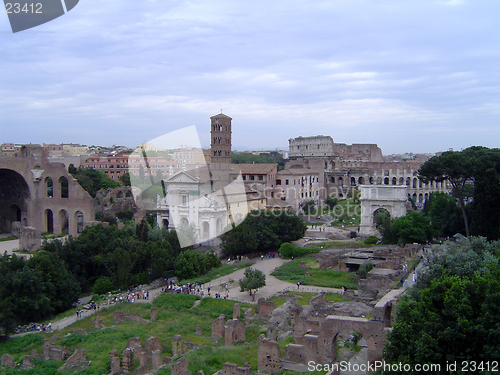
(1, 0), (500, 154)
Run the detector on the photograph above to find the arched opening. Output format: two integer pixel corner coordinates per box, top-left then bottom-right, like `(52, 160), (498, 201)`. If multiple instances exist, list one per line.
(45, 177), (53, 197)
(162, 219), (169, 228)
(412, 193), (417, 202)
(392, 177), (397, 185)
(75, 211), (84, 233)
(180, 217), (188, 226)
(358, 177), (365, 185)
(406, 177), (410, 186)
(330, 177), (335, 183)
(384, 177), (389, 185)
(59, 176), (69, 198)
(374, 208), (391, 232)
(399, 177), (404, 185)
(0, 169), (30, 233)
(117, 191), (124, 199)
(412, 178), (417, 189)
(59, 209), (69, 234)
(419, 179), (423, 188)
(418, 193), (423, 203)
(202, 222), (210, 240)
(350, 177), (356, 186)
(338, 177), (343, 186)
(369, 177), (374, 185)
(333, 329), (368, 366)
(45, 209), (54, 233)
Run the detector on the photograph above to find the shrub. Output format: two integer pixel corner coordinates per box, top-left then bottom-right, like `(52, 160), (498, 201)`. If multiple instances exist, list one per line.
(364, 236), (379, 245)
(93, 276), (114, 295)
(278, 242), (321, 259)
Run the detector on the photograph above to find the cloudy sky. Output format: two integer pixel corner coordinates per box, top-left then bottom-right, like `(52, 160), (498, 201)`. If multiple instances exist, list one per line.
(1, 0), (500, 154)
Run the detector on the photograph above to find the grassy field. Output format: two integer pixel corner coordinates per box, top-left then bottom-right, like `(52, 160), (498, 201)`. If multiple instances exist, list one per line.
(271, 257), (358, 290)
(269, 291), (349, 307)
(0, 295), (261, 375)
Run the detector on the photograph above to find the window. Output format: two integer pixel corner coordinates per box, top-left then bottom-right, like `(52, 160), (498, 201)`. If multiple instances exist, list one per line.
(258, 175), (263, 181)
(182, 196), (188, 205)
(276, 179), (281, 185)
(250, 175), (255, 180)
(286, 180), (289, 185)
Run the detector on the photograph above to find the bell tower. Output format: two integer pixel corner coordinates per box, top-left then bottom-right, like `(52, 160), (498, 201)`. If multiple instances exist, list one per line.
(210, 113), (232, 190)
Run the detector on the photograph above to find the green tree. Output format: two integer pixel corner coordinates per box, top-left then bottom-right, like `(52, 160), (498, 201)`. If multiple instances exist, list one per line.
(423, 192), (464, 238)
(69, 166), (119, 197)
(384, 270), (500, 373)
(300, 200), (315, 214)
(93, 276), (114, 295)
(324, 195), (338, 210)
(119, 172), (131, 186)
(389, 211), (434, 244)
(174, 250), (209, 280)
(239, 268), (266, 300)
(419, 150), (473, 237)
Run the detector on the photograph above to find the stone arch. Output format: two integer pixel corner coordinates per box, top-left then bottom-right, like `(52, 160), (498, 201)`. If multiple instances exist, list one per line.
(384, 177), (389, 185)
(399, 177), (404, 185)
(406, 177), (410, 186)
(180, 217), (188, 226)
(75, 210), (84, 234)
(318, 316), (386, 364)
(45, 209), (54, 233)
(330, 176), (335, 183)
(59, 176), (69, 198)
(358, 176), (365, 185)
(412, 178), (417, 188)
(0, 169), (30, 233)
(350, 177), (356, 186)
(45, 177), (54, 197)
(338, 177), (343, 186)
(117, 190), (124, 198)
(162, 218), (169, 228)
(369, 176), (374, 184)
(391, 177), (397, 185)
(359, 186), (407, 235)
(59, 209), (69, 234)
(418, 193), (423, 203)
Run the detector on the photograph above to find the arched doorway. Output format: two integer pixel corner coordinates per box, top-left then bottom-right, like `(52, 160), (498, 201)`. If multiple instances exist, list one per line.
(202, 222), (210, 240)
(0, 169), (30, 233)
(59, 209), (69, 234)
(75, 211), (84, 233)
(45, 209), (54, 233)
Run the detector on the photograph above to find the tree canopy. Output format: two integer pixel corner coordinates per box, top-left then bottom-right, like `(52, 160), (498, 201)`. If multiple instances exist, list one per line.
(220, 210), (307, 256)
(384, 238), (500, 373)
(239, 268), (266, 299)
(419, 146), (500, 239)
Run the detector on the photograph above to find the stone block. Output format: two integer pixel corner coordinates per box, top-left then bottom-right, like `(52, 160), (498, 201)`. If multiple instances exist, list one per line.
(145, 336), (162, 355)
(195, 326), (202, 335)
(151, 307), (158, 321)
(126, 337), (142, 349)
(21, 355), (34, 369)
(58, 349), (89, 372)
(1, 354), (15, 368)
(233, 303), (240, 320)
(211, 314), (225, 338)
(151, 350), (162, 370)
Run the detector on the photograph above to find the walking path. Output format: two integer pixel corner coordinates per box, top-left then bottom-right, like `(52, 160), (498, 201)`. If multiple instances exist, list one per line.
(11, 256), (341, 336)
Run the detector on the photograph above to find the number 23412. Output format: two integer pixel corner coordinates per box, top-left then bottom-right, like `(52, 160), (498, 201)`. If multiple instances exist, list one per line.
(5, 3), (42, 13)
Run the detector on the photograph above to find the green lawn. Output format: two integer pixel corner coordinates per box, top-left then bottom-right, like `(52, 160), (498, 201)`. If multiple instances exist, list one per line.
(271, 258), (358, 289)
(269, 291), (349, 307)
(0, 295), (259, 375)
